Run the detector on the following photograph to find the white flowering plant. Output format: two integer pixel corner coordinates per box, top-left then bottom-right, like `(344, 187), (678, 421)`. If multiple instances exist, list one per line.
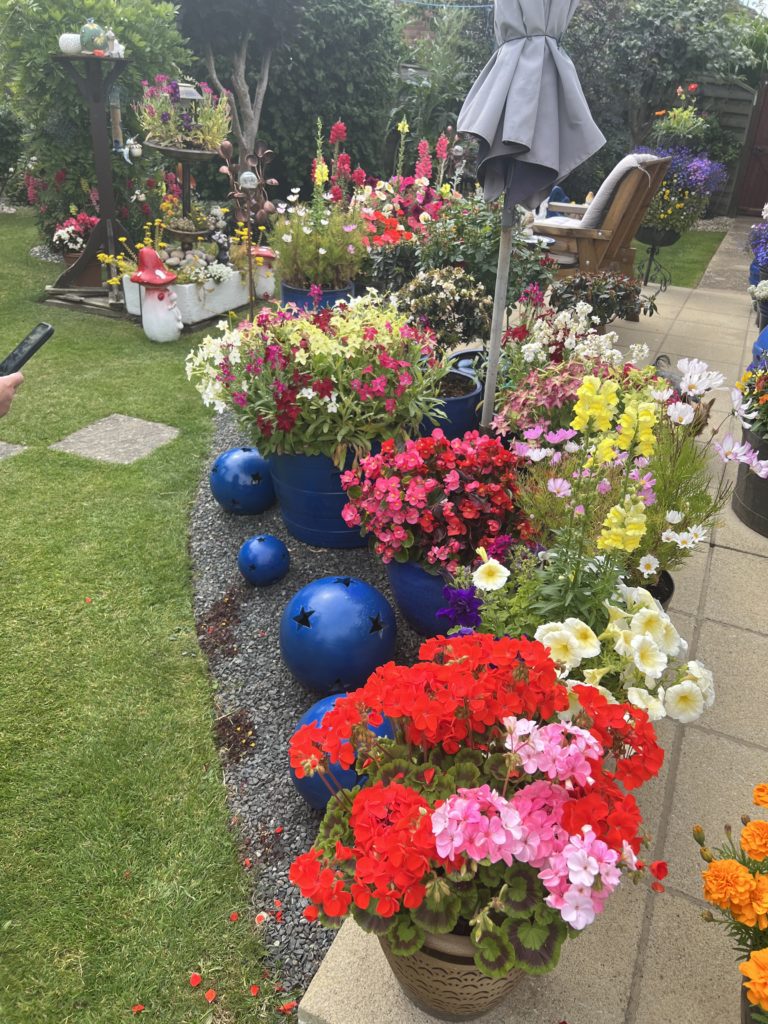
(534, 583), (714, 725)
(271, 195), (367, 290)
(185, 293), (447, 466)
(748, 280), (768, 303)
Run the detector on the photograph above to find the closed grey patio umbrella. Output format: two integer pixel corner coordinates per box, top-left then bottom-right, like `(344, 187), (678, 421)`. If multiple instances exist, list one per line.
(457, 0), (605, 427)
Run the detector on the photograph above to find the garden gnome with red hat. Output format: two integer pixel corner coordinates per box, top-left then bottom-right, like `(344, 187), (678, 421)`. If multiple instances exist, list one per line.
(130, 247), (183, 343)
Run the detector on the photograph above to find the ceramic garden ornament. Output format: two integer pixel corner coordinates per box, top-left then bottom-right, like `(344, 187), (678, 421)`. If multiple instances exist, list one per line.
(130, 247), (182, 344)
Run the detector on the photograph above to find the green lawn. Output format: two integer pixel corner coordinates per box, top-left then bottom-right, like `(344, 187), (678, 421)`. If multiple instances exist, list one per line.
(635, 229), (726, 289)
(0, 211), (278, 1022)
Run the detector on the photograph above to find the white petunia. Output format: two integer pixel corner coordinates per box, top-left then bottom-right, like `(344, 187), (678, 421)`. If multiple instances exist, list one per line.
(630, 634), (668, 680)
(667, 402), (695, 426)
(637, 554), (659, 578)
(626, 686), (667, 721)
(562, 618), (601, 659)
(472, 558), (510, 592)
(664, 681), (705, 723)
(534, 626), (584, 669)
(630, 607), (670, 647)
(665, 510), (684, 524)
(680, 660), (715, 709)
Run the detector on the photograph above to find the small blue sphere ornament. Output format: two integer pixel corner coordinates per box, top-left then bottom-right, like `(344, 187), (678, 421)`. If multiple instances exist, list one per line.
(290, 693), (394, 810)
(280, 576), (396, 694)
(209, 447), (275, 515)
(237, 534), (290, 586)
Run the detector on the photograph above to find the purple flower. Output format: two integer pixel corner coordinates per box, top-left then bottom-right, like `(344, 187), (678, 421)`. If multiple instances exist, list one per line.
(160, 112), (171, 124)
(436, 585), (482, 629)
(486, 535), (514, 561)
(544, 428), (577, 444)
(523, 425), (545, 441)
(547, 477), (572, 498)
(597, 478), (611, 495)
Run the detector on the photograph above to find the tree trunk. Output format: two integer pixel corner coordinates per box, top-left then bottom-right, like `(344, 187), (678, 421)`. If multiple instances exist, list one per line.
(205, 40), (274, 169)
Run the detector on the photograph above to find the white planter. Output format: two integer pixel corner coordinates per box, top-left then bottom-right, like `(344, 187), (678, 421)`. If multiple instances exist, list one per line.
(58, 33), (82, 54)
(122, 273), (250, 325)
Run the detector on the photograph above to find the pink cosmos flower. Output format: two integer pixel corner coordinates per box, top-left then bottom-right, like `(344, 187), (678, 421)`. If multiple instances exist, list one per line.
(547, 477), (572, 498)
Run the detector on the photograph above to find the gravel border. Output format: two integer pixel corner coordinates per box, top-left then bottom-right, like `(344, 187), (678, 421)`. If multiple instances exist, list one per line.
(189, 412), (423, 995)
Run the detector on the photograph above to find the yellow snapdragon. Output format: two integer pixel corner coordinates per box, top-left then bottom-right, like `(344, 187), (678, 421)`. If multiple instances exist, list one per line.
(314, 158), (330, 187)
(616, 400), (658, 459)
(571, 376), (619, 433)
(597, 496), (647, 553)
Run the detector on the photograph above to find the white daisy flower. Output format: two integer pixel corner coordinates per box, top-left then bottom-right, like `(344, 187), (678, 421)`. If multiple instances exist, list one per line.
(637, 554), (659, 578)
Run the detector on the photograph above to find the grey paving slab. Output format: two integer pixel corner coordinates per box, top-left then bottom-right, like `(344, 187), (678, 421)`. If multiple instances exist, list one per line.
(632, 892), (743, 1024)
(661, 728), (763, 900)
(702, 546), (768, 632)
(714, 499), (768, 559)
(0, 441), (26, 460)
(695, 620), (768, 747)
(668, 548), (710, 617)
(699, 216), (753, 293)
(49, 413), (179, 465)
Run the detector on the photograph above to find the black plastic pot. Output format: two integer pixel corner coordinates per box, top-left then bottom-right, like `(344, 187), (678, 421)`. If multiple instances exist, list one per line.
(732, 427), (768, 538)
(647, 569), (675, 612)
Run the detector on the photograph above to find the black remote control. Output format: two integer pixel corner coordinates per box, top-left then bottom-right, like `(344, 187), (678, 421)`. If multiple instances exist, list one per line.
(0, 323), (55, 376)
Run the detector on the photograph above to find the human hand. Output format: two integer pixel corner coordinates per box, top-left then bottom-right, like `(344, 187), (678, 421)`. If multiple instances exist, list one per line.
(0, 372), (24, 418)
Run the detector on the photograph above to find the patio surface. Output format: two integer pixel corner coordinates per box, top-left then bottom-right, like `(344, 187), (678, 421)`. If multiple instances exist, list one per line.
(300, 272), (767, 1022)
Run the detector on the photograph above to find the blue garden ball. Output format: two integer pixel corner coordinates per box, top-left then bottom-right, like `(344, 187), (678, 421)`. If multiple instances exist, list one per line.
(237, 534), (290, 587)
(279, 576), (396, 695)
(289, 693), (394, 810)
(209, 447), (275, 515)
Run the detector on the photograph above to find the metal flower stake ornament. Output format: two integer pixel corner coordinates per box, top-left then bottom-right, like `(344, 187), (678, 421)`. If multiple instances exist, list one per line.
(218, 139), (278, 319)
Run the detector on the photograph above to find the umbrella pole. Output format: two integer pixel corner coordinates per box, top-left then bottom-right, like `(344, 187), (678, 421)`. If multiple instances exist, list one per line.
(480, 189), (517, 430)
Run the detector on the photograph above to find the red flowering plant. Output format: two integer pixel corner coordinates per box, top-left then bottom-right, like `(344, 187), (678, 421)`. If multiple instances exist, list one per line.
(51, 211), (100, 253)
(186, 294), (447, 467)
(340, 431), (534, 573)
(289, 632), (665, 978)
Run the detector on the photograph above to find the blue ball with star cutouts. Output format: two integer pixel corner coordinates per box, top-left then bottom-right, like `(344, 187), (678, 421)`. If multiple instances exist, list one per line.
(279, 576), (396, 695)
(237, 534), (290, 587)
(209, 447), (275, 515)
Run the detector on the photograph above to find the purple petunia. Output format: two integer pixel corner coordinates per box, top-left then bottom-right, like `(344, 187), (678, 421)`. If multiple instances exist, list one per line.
(436, 585), (483, 629)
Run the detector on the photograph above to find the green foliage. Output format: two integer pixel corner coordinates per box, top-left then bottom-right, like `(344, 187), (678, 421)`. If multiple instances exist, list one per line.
(504, 911), (567, 974)
(391, 6), (493, 169)
(0, 106), (23, 197)
(472, 927), (517, 979)
(395, 266), (492, 357)
(360, 239), (420, 294)
(385, 915), (426, 956)
(178, 0), (301, 61)
(549, 271), (657, 326)
(259, 0), (400, 188)
(563, 0), (755, 150)
(411, 878), (461, 935)
(0, 0), (190, 237)
(417, 189), (555, 305)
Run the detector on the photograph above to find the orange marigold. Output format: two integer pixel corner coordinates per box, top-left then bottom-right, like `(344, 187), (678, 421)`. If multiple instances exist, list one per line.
(732, 873), (768, 929)
(754, 784), (768, 809)
(743, 821), (768, 862)
(703, 859), (755, 912)
(741, 948), (768, 1010)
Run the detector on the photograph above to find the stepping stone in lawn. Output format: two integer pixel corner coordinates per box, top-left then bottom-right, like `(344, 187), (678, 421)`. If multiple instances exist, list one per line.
(50, 413), (179, 465)
(0, 441), (26, 460)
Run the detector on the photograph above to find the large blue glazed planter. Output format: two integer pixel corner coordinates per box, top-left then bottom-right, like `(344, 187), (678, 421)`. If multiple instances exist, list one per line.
(279, 575), (397, 694)
(268, 452), (367, 549)
(754, 325), (768, 363)
(385, 560), (450, 638)
(289, 693), (395, 810)
(280, 282), (354, 310)
(209, 447), (275, 515)
(420, 369), (482, 441)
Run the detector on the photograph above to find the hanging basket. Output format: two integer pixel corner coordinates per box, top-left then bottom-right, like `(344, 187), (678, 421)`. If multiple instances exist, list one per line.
(143, 141), (219, 163)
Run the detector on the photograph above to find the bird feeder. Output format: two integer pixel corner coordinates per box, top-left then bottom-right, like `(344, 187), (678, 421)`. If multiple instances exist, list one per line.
(130, 247), (182, 343)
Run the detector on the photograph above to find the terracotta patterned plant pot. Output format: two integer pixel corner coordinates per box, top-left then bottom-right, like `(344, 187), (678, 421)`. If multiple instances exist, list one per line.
(380, 930), (523, 1021)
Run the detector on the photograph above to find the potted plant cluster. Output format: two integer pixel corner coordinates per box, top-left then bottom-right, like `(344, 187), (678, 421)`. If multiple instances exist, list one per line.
(134, 77), (231, 155)
(548, 271), (657, 327)
(289, 631), (666, 1020)
(732, 354), (768, 537)
(271, 122), (368, 308)
(52, 212), (101, 286)
(395, 266), (493, 436)
(340, 431), (534, 635)
(694, 782), (768, 1024)
(186, 294), (447, 547)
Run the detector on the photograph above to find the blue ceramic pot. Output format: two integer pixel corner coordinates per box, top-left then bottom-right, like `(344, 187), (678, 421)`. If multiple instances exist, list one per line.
(449, 347), (484, 378)
(289, 693), (395, 810)
(237, 534), (290, 586)
(280, 282), (354, 310)
(754, 325), (768, 363)
(279, 575), (397, 694)
(268, 451), (367, 549)
(420, 369), (482, 441)
(385, 560), (450, 638)
(209, 447), (275, 515)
